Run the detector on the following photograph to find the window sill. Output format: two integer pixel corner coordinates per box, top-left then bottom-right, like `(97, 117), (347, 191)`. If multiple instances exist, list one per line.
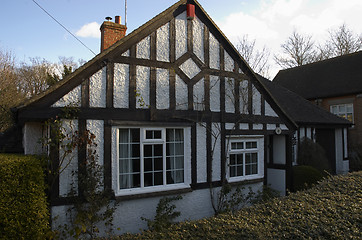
(227, 177), (264, 186)
(115, 184), (192, 201)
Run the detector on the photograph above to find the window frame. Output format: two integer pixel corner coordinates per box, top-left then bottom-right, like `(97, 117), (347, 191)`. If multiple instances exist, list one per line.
(116, 127), (190, 196)
(227, 135), (264, 182)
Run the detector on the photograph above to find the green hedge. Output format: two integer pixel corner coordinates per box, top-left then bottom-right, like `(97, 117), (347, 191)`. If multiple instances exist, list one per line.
(293, 165), (324, 191)
(0, 154), (49, 240)
(117, 172), (362, 239)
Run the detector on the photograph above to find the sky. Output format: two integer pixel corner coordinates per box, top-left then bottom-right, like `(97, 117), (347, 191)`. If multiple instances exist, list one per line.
(1, 0), (362, 78)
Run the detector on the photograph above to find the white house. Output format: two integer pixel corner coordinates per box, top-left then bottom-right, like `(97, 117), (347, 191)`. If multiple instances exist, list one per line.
(15, 0), (350, 234)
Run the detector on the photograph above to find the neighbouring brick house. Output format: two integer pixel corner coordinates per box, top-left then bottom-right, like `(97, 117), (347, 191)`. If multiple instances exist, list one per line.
(6, 0), (351, 234)
(274, 51), (362, 168)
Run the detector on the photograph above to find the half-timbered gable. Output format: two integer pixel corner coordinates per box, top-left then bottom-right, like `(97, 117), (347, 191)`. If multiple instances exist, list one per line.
(17, 0), (300, 234)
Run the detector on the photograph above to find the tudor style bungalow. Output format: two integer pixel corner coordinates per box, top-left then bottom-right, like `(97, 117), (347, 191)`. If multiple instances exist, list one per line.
(13, 0), (351, 234)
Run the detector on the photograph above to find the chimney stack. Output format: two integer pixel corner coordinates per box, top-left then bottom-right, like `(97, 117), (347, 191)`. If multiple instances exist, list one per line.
(100, 16), (127, 52)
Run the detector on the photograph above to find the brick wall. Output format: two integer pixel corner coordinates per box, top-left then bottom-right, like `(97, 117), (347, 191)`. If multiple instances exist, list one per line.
(100, 20), (127, 52)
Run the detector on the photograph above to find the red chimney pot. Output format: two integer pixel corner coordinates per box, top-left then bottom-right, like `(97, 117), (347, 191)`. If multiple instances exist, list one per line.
(187, 4), (195, 20)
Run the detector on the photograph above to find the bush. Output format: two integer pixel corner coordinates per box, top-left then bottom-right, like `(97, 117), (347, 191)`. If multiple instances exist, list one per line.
(0, 154), (49, 239)
(116, 172), (362, 239)
(293, 165), (324, 191)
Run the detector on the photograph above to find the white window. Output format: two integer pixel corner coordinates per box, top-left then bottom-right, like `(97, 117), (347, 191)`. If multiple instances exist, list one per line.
(227, 136), (264, 182)
(117, 127), (187, 195)
(330, 103), (353, 122)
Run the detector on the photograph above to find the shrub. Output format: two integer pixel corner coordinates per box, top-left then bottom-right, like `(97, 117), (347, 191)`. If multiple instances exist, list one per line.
(116, 172), (362, 240)
(0, 154), (49, 239)
(297, 138), (331, 173)
(292, 165), (324, 191)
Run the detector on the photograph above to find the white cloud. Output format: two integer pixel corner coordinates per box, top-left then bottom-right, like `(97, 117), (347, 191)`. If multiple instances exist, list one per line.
(216, 0), (362, 78)
(75, 22), (100, 38)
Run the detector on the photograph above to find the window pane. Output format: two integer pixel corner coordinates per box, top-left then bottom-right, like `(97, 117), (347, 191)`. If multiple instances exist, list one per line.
(236, 166), (243, 176)
(132, 159), (140, 172)
(144, 145), (152, 157)
(154, 172), (163, 186)
(175, 156), (184, 169)
(230, 166), (236, 177)
(347, 104), (353, 113)
(132, 144), (140, 157)
(144, 158), (152, 172)
(154, 144), (162, 156)
(339, 105), (345, 113)
(246, 141), (257, 149)
(237, 154), (243, 165)
(131, 129), (140, 142)
(119, 144), (129, 158)
(231, 142), (243, 150)
(230, 154), (236, 165)
(146, 130), (162, 139)
(119, 129), (129, 143)
(154, 157), (163, 171)
(119, 159), (130, 174)
(144, 173), (153, 187)
(132, 174), (140, 188)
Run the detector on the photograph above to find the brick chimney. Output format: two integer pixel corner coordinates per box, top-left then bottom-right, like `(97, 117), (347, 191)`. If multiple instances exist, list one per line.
(100, 16), (127, 52)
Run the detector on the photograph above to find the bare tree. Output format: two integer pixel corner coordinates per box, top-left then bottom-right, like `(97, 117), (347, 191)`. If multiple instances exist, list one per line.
(318, 24), (362, 59)
(0, 48), (25, 131)
(274, 30), (317, 68)
(236, 35), (271, 78)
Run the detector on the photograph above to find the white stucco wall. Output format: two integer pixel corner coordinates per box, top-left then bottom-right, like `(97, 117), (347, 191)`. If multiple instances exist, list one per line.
(52, 182), (263, 235)
(209, 33), (220, 69)
(175, 75), (188, 110)
(193, 79), (205, 111)
(175, 12), (187, 59)
(267, 168), (286, 196)
(59, 119), (78, 197)
(267, 124), (276, 131)
(253, 124), (263, 130)
(225, 78), (235, 113)
(224, 51), (234, 72)
(252, 86), (261, 115)
(156, 68), (169, 109)
(197, 123), (207, 183)
(335, 128), (349, 174)
(212, 123), (221, 181)
(210, 75), (220, 112)
(240, 80), (248, 114)
(87, 120), (104, 168)
(265, 101), (278, 117)
(273, 135), (286, 165)
(52, 85), (81, 107)
(89, 67), (106, 108)
(23, 122), (44, 155)
(180, 58), (201, 79)
(137, 36), (150, 59)
(156, 23), (170, 62)
(239, 123), (249, 130)
(193, 16), (204, 63)
(136, 66), (150, 109)
(114, 63), (129, 108)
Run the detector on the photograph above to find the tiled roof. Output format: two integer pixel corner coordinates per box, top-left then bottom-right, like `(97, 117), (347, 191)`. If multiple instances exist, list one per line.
(258, 75), (351, 126)
(273, 51), (362, 99)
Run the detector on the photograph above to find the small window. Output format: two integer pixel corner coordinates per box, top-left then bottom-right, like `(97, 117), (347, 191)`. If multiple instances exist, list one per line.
(330, 103), (353, 123)
(228, 137), (263, 181)
(145, 130), (162, 140)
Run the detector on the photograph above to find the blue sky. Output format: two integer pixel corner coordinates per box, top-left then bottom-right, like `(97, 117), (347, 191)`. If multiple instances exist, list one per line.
(1, 0), (361, 76)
